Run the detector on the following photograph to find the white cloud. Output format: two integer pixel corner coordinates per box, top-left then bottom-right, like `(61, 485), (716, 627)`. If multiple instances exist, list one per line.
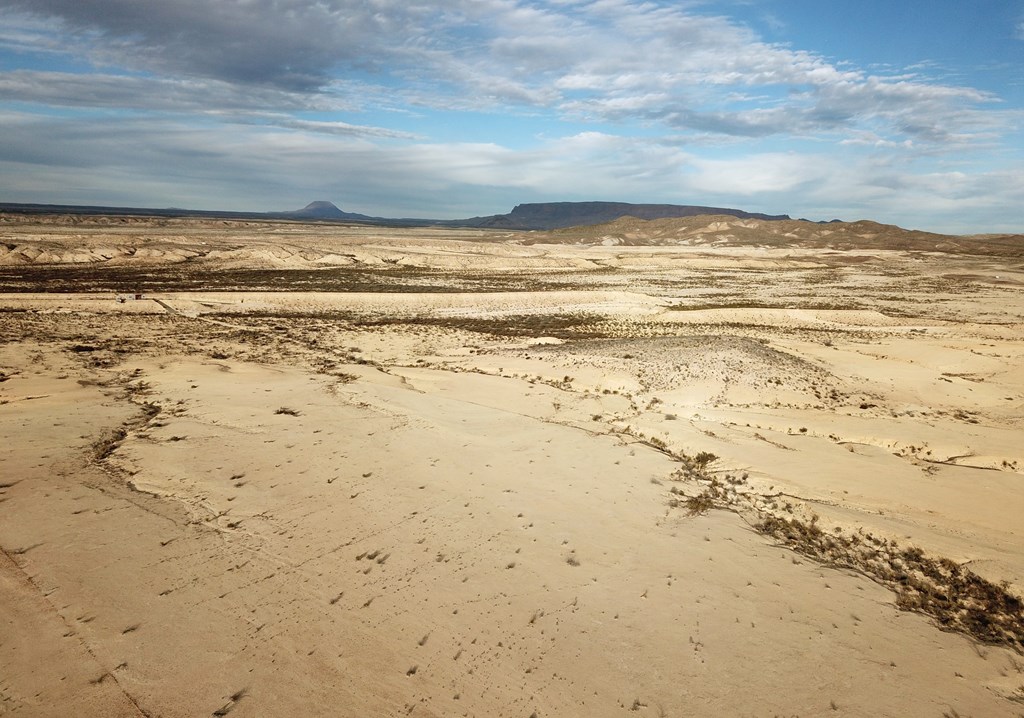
(684, 153), (829, 195)
(0, 0), (1011, 147)
(266, 118), (420, 140)
(0, 70), (339, 112)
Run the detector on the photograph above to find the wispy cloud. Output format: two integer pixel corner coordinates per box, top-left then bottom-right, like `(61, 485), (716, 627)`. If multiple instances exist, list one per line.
(0, 70), (334, 112)
(0, 0), (1009, 146)
(259, 117), (421, 140)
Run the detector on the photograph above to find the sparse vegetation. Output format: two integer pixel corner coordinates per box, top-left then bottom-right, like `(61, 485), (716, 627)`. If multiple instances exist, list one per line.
(684, 490), (718, 516)
(693, 451), (718, 469)
(663, 438), (1024, 652)
(756, 513), (1024, 651)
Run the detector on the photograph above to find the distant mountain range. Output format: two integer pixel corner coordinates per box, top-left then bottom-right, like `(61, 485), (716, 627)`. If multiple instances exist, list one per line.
(1, 200), (791, 231)
(4, 201), (1021, 258)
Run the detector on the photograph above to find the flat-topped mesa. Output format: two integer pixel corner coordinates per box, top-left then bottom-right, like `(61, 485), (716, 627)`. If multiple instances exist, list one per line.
(464, 201), (790, 230)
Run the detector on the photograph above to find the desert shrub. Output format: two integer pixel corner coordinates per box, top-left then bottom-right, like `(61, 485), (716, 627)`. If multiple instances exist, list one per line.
(685, 490), (717, 515)
(693, 451), (718, 469)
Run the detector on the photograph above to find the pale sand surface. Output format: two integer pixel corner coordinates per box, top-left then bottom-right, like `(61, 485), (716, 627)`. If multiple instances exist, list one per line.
(1, 218), (1023, 716)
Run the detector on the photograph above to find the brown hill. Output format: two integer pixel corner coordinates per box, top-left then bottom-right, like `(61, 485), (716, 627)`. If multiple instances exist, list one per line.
(522, 215), (1024, 256)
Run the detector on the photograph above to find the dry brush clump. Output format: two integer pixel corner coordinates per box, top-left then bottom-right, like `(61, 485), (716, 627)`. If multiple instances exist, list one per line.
(664, 452), (1024, 652)
(680, 489), (717, 516)
(665, 453), (736, 516)
(756, 514), (1024, 652)
(667, 450), (720, 479)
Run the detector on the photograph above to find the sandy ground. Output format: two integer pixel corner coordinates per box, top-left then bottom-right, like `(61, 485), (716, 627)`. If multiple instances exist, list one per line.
(1, 219), (1023, 717)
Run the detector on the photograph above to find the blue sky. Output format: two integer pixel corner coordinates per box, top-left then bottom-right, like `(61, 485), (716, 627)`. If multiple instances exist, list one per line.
(0, 0), (1022, 233)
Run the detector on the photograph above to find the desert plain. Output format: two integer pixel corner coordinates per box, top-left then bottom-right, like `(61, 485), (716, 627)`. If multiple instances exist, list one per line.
(1, 213), (1023, 717)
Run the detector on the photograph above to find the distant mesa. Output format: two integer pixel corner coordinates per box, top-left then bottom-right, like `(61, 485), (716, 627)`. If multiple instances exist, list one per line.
(456, 201), (791, 230)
